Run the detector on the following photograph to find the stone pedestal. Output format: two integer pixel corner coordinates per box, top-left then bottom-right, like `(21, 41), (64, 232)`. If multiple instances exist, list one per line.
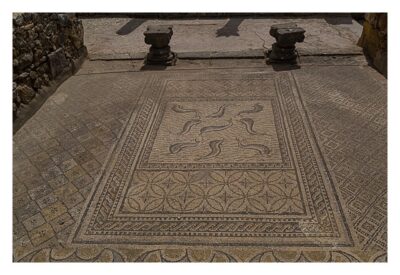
(144, 25), (176, 65)
(266, 23), (305, 64)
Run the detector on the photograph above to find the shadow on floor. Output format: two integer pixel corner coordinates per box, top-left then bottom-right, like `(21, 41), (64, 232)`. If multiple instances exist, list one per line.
(139, 64), (167, 71)
(269, 63), (301, 72)
(116, 19), (147, 35)
(324, 15), (353, 25)
(216, 18), (244, 37)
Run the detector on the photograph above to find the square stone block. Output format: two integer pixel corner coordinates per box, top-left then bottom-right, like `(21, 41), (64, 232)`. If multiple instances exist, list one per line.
(42, 201), (67, 222)
(28, 223), (55, 246)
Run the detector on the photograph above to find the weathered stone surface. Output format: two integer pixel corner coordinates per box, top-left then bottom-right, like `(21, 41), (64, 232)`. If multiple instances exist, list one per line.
(33, 77), (43, 89)
(13, 13), (87, 121)
(266, 23), (305, 63)
(82, 16), (363, 60)
(48, 48), (69, 79)
(13, 84), (20, 107)
(358, 13), (387, 76)
(269, 23), (305, 47)
(144, 25), (176, 65)
(17, 52), (34, 70)
(14, 15), (25, 26)
(15, 84), (35, 104)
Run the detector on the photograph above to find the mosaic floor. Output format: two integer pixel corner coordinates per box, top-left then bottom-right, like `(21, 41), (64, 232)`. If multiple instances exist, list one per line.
(13, 64), (387, 262)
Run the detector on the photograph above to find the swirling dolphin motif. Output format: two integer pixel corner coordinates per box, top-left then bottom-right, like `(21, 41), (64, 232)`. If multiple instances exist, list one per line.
(171, 104), (200, 118)
(178, 119), (201, 135)
(199, 119), (233, 135)
(239, 118), (265, 135)
(195, 139), (224, 161)
(169, 140), (200, 154)
(237, 103), (264, 116)
(206, 105), (228, 118)
(236, 138), (270, 157)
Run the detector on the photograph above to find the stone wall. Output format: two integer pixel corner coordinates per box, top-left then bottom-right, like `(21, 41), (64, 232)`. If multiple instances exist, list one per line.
(13, 13), (87, 121)
(358, 13), (387, 76)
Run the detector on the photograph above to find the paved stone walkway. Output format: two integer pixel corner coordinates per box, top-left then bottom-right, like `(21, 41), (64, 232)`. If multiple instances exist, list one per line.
(13, 57), (387, 262)
(82, 15), (363, 60)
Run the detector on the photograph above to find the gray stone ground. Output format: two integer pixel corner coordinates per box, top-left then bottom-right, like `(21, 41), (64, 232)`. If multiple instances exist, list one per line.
(82, 15), (363, 59)
(12, 16), (387, 262)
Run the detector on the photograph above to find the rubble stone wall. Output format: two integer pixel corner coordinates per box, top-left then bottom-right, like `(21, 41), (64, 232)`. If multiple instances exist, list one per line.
(13, 13), (87, 120)
(358, 13), (387, 76)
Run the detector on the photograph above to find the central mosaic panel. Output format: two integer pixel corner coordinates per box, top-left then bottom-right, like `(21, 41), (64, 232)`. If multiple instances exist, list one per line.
(147, 99), (281, 164)
(72, 72), (352, 247)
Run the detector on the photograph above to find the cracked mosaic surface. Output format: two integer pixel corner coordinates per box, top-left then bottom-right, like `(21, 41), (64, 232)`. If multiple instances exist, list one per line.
(13, 66), (387, 262)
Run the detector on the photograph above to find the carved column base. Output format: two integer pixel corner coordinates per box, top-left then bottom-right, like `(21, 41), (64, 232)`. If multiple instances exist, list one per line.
(266, 43), (298, 64)
(145, 46), (177, 65)
(266, 23), (305, 65)
(144, 25), (176, 66)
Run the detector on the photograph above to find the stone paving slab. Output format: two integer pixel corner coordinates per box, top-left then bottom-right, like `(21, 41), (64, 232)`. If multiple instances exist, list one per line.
(13, 60), (386, 262)
(82, 15), (363, 60)
(75, 56), (370, 76)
